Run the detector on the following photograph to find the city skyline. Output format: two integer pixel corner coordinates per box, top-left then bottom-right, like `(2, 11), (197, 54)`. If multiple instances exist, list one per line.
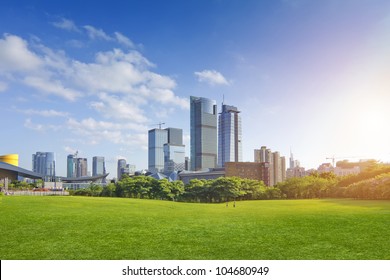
(1, 0), (390, 177)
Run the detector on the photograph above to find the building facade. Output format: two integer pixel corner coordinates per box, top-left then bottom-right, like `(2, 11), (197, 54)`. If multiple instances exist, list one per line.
(148, 128), (168, 173)
(92, 156), (106, 183)
(148, 127), (185, 174)
(76, 158), (88, 177)
(67, 154), (76, 178)
(117, 159), (127, 180)
(218, 104), (242, 167)
(225, 162), (271, 186)
(32, 152), (55, 181)
(92, 156), (106, 176)
(190, 96), (217, 171)
(164, 143), (185, 173)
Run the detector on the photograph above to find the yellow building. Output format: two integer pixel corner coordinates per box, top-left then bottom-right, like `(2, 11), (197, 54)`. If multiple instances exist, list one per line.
(0, 154), (19, 166)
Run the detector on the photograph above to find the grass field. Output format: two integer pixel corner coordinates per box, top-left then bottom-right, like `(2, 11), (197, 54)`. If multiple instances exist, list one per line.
(0, 196), (389, 260)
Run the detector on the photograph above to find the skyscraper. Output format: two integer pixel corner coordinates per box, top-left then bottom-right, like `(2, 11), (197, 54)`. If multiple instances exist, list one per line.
(148, 128), (168, 173)
(76, 158), (88, 177)
(254, 146), (274, 186)
(163, 128), (185, 173)
(32, 152), (55, 181)
(117, 159), (127, 180)
(148, 127), (185, 173)
(93, 156), (106, 176)
(190, 96), (217, 171)
(67, 154), (76, 178)
(218, 104), (242, 167)
(93, 156), (106, 183)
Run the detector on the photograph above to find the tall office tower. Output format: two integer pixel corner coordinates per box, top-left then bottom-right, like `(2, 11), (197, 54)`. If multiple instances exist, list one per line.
(218, 104), (242, 167)
(254, 146), (268, 163)
(148, 127), (185, 173)
(164, 143), (185, 173)
(163, 128), (185, 173)
(289, 150), (295, 169)
(76, 158), (88, 177)
(273, 151), (283, 184)
(92, 156), (106, 176)
(190, 96), (217, 171)
(165, 127), (183, 145)
(281, 156), (286, 182)
(148, 128), (168, 173)
(32, 152), (55, 181)
(67, 154), (76, 178)
(117, 159), (127, 180)
(254, 146), (274, 186)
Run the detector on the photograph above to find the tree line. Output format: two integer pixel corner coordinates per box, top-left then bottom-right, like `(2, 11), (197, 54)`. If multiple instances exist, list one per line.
(4, 162), (389, 201)
(72, 175), (282, 202)
(72, 163), (390, 201)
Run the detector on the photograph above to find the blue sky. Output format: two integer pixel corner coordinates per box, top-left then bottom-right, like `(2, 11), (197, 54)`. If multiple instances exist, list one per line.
(1, 0), (390, 178)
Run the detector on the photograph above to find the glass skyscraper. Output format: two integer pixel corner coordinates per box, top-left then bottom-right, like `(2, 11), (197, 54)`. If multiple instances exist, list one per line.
(148, 128), (168, 173)
(164, 128), (185, 173)
(148, 127), (185, 173)
(67, 154), (76, 178)
(190, 96), (217, 171)
(32, 152), (55, 181)
(76, 158), (88, 177)
(93, 156), (106, 176)
(117, 159), (127, 180)
(218, 104), (242, 167)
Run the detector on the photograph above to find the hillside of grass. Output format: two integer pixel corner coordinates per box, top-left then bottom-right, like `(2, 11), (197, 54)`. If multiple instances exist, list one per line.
(1, 196), (389, 260)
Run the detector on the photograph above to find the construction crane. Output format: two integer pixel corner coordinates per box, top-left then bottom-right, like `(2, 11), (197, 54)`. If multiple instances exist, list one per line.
(74, 150), (78, 159)
(152, 122), (165, 129)
(326, 156), (361, 167)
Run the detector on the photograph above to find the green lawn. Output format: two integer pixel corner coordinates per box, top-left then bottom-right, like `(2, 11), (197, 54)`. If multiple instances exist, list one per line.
(0, 196), (389, 260)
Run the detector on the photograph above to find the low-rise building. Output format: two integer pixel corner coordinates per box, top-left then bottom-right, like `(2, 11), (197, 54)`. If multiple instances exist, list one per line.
(225, 162), (271, 186)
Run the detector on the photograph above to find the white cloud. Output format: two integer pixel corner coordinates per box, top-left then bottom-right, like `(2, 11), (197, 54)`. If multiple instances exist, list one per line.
(0, 32), (188, 144)
(194, 69), (230, 86)
(22, 109), (69, 117)
(0, 34), (42, 73)
(84, 25), (113, 41)
(63, 146), (78, 155)
(90, 93), (149, 123)
(23, 76), (81, 101)
(24, 118), (61, 132)
(51, 18), (80, 32)
(66, 117), (148, 146)
(0, 81), (8, 92)
(114, 32), (135, 48)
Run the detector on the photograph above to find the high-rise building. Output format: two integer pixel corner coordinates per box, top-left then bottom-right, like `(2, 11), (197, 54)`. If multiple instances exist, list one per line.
(32, 152), (55, 181)
(67, 154), (76, 178)
(281, 156), (286, 182)
(165, 127), (183, 146)
(76, 158), (88, 177)
(117, 159), (127, 180)
(148, 128), (168, 173)
(163, 128), (185, 173)
(93, 156), (106, 182)
(218, 104), (242, 167)
(164, 143), (185, 173)
(190, 96), (217, 171)
(290, 150), (300, 169)
(254, 146), (274, 186)
(148, 127), (185, 173)
(273, 151), (284, 184)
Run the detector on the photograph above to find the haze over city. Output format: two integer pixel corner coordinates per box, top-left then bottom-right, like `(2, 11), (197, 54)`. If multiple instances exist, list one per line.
(1, 0), (390, 178)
